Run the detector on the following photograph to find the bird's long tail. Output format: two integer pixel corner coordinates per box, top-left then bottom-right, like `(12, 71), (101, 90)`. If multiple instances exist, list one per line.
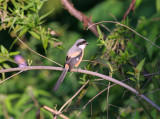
(53, 68), (68, 91)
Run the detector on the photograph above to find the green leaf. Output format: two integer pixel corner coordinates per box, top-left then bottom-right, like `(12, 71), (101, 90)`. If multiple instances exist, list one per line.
(106, 62), (114, 77)
(127, 71), (135, 76)
(2, 63), (11, 69)
(39, 8), (54, 21)
(9, 38), (18, 51)
(14, 26), (24, 33)
(1, 45), (8, 54)
(42, 38), (48, 53)
(14, 93), (30, 109)
(18, 27), (29, 37)
(29, 31), (40, 39)
(0, 66), (5, 80)
(5, 94), (20, 113)
(156, 0), (160, 12)
(136, 58), (145, 73)
(36, 90), (51, 97)
(129, 77), (136, 82)
(9, 51), (20, 56)
(9, 17), (17, 32)
(97, 25), (103, 40)
(0, 57), (6, 63)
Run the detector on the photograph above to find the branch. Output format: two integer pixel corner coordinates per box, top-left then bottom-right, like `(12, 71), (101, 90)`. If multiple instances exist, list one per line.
(87, 21), (160, 49)
(52, 80), (89, 118)
(58, 80), (89, 113)
(123, 0), (136, 20)
(77, 83), (116, 116)
(61, 0), (100, 38)
(42, 105), (69, 119)
(0, 66), (160, 111)
(16, 36), (63, 67)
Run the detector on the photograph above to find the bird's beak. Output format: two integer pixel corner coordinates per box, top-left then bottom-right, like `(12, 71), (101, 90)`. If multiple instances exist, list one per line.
(86, 42), (89, 45)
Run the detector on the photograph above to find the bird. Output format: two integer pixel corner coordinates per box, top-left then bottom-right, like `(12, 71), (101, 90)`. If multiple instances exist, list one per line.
(53, 39), (89, 91)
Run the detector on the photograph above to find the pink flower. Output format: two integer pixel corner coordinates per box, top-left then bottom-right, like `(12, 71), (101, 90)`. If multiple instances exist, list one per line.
(14, 55), (27, 67)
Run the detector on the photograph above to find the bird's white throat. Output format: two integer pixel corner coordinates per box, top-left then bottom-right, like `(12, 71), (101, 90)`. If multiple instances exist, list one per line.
(78, 44), (86, 49)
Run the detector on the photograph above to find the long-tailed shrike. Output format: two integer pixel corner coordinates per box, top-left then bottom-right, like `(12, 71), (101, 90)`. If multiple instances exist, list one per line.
(53, 39), (89, 91)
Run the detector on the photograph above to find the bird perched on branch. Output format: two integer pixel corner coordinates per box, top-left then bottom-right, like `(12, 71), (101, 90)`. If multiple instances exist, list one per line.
(53, 39), (89, 91)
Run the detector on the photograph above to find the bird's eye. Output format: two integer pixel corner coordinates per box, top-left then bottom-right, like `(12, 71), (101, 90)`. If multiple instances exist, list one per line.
(76, 41), (86, 46)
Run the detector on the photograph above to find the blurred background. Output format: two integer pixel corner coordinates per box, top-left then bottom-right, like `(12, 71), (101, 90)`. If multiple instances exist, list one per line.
(0, 0), (160, 118)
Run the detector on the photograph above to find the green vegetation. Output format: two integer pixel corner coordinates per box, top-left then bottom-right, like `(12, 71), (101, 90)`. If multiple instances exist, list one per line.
(0, 0), (160, 118)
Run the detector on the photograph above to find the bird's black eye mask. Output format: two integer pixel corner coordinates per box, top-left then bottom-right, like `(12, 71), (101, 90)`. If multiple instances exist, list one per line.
(76, 41), (87, 47)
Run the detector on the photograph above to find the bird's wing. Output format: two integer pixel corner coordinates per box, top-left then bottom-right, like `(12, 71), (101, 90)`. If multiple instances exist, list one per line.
(65, 50), (82, 71)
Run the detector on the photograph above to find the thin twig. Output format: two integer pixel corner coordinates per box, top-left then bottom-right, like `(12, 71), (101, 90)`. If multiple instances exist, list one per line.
(0, 56), (19, 64)
(53, 80), (89, 118)
(107, 82), (110, 119)
(58, 80), (89, 113)
(145, 89), (160, 96)
(0, 68), (25, 84)
(20, 107), (33, 119)
(123, 0), (136, 20)
(77, 83), (116, 116)
(149, 34), (160, 48)
(16, 36), (63, 67)
(0, 66), (160, 112)
(87, 21), (160, 49)
(42, 105), (69, 119)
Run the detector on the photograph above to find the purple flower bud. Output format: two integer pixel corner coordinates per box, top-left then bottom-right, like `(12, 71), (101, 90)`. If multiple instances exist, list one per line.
(14, 55), (27, 67)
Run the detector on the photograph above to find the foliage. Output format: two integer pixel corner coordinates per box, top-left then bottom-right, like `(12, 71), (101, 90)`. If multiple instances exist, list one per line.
(0, 0), (160, 119)
(0, 0), (59, 52)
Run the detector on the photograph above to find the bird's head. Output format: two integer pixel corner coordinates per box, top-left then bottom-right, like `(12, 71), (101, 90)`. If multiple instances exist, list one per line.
(75, 39), (89, 49)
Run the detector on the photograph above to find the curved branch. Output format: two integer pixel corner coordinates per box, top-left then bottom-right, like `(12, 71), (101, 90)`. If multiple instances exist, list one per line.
(61, 0), (100, 38)
(123, 0), (136, 20)
(0, 66), (160, 111)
